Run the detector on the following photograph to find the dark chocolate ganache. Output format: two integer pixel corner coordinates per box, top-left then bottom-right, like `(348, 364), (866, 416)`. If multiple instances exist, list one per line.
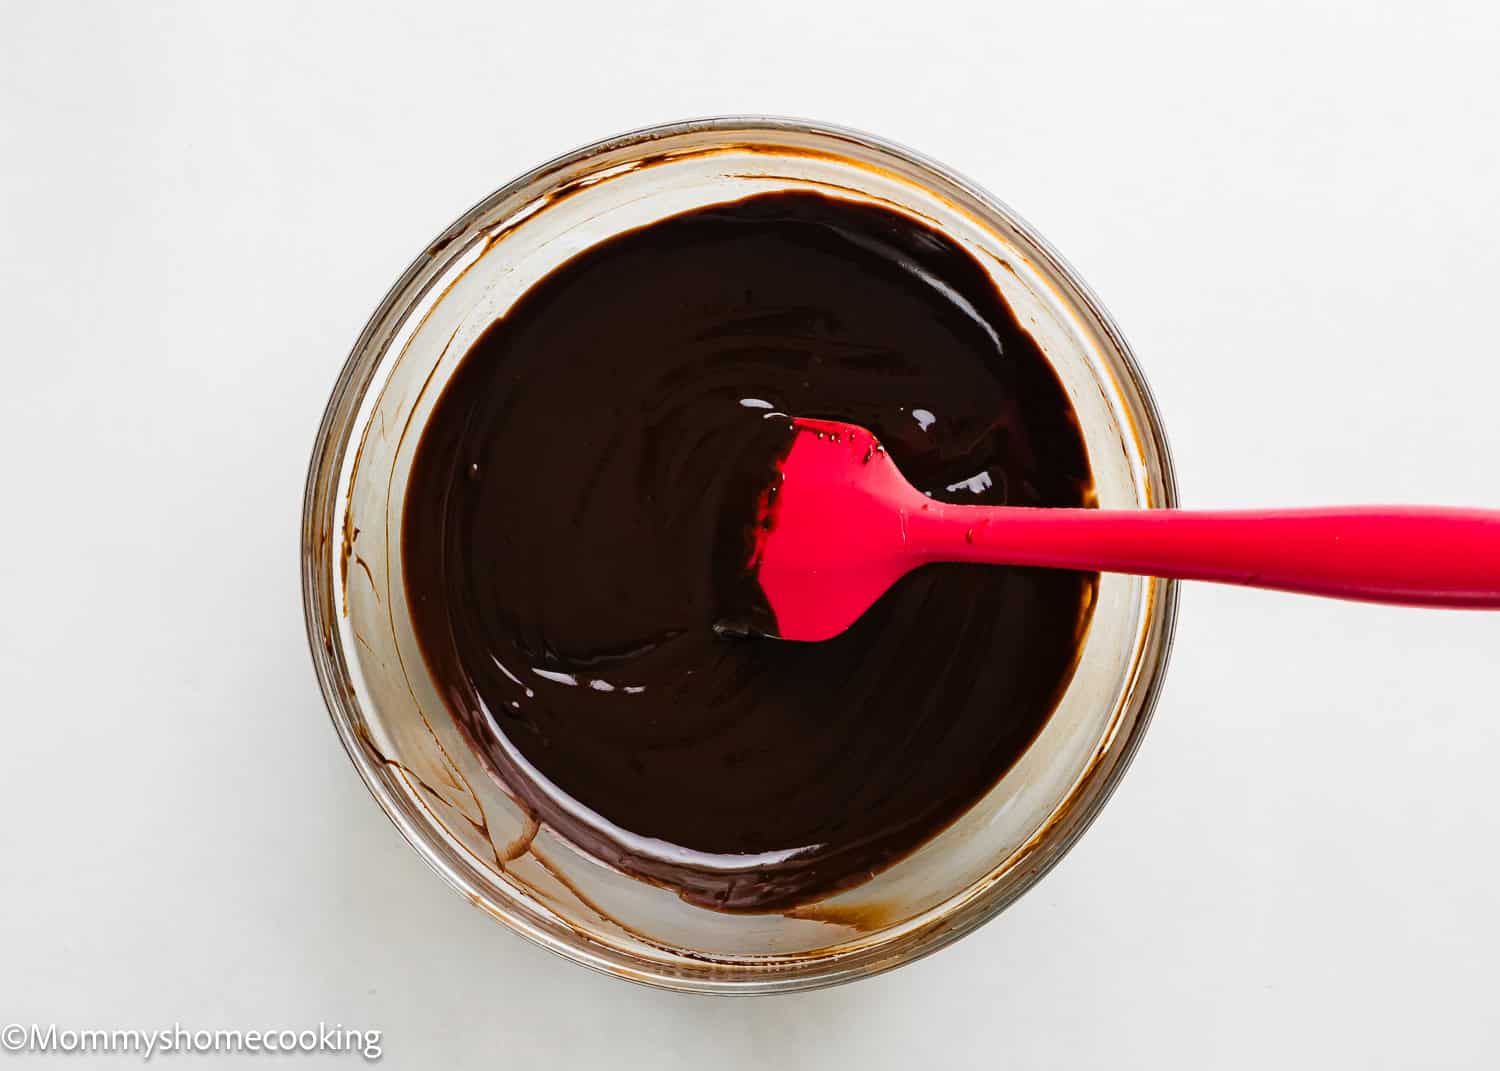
(402, 191), (1096, 912)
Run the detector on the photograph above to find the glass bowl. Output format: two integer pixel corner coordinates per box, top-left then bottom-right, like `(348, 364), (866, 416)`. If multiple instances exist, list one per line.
(301, 117), (1178, 993)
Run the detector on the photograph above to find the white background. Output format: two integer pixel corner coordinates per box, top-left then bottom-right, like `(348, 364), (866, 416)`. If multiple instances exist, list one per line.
(3, 2), (1499, 1067)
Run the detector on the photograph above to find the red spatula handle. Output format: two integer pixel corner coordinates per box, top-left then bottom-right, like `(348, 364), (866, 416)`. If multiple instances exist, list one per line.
(920, 506), (1500, 608)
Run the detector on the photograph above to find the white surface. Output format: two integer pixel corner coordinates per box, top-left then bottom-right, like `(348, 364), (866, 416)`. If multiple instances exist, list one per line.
(3, 1), (1498, 1067)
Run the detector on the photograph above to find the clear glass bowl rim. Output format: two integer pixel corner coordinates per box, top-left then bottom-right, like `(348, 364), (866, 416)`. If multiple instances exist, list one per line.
(301, 115), (1180, 994)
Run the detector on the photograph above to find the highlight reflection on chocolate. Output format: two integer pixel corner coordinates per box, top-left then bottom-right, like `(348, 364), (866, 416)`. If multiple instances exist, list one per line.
(402, 191), (1096, 911)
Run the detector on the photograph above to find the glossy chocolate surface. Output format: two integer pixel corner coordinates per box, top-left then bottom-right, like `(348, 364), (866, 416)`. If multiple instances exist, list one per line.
(402, 192), (1095, 910)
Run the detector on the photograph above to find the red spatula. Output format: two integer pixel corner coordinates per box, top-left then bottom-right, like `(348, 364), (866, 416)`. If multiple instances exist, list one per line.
(737, 418), (1500, 642)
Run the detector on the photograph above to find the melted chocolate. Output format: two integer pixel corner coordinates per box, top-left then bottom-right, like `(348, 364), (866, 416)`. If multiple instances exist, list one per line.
(402, 192), (1095, 911)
